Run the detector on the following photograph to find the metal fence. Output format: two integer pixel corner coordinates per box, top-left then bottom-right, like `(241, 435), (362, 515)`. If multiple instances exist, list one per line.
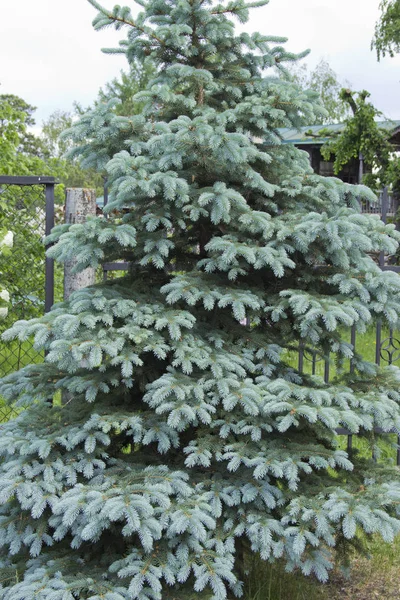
(298, 324), (400, 465)
(361, 188), (398, 217)
(0, 176), (55, 421)
(1, 179), (400, 464)
(299, 187), (400, 464)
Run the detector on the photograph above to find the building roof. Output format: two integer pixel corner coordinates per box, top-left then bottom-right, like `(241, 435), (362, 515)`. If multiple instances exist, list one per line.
(277, 120), (400, 146)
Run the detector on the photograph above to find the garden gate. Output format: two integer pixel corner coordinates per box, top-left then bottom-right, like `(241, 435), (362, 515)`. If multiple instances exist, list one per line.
(0, 176), (55, 420)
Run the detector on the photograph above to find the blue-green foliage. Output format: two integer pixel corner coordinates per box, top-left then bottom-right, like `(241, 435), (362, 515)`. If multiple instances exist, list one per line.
(1, 0), (400, 598)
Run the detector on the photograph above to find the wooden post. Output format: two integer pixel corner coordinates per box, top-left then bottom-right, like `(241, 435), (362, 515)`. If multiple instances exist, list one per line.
(64, 188), (96, 300)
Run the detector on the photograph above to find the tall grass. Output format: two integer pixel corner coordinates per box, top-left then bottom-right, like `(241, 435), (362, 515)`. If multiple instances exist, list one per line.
(244, 556), (329, 600)
(245, 534), (400, 600)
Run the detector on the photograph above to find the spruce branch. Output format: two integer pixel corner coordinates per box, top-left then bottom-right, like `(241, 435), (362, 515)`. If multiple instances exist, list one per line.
(86, 0), (166, 46)
(211, 0), (269, 15)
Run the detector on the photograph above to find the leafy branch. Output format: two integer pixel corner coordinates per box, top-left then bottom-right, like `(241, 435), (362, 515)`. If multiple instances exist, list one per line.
(372, 0), (400, 60)
(319, 89), (398, 190)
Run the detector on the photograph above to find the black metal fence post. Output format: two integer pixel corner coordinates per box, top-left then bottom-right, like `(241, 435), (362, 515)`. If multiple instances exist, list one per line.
(45, 182), (55, 313)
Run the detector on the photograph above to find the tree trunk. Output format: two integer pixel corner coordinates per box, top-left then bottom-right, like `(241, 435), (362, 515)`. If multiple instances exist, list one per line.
(64, 188), (96, 300)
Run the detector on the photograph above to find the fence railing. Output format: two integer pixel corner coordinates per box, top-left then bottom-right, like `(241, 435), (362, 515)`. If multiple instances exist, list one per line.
(297, 325), (400, 465)
(306, 187), (400, 464)
(361, 189), (398, 216)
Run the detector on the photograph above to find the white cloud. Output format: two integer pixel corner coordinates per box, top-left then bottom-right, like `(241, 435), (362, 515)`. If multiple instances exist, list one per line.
(0, 0), (126, 124)
(246, 0), (400, 119)
(1, 0), (399, 125)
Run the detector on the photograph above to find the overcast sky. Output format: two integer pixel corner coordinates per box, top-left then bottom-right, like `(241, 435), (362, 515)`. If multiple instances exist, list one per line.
(1, 0), (399, 128)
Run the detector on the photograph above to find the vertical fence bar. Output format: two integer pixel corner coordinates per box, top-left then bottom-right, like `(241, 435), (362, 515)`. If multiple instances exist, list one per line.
(381, 186), (388, 225)
(350, 325), (356, 375)
(347, 434), (353, 456)
(389, 328), (394, 364)
(385, 326), (400, 466)
(45, 182), (55, 313)
(348, 325), (357, 454)
(358, 152), (364, 184)
(298, 343), (304, 374)
(397, 436), (400, 467)
(103, 178), (109, 282)
(376, 190), (390, 463)
(375, 321), (382, 366)
(379, 187), (389, 268)
(324, 354), (330, 383)
(103, 177), (108, 208)
(312, 353), (317, 376)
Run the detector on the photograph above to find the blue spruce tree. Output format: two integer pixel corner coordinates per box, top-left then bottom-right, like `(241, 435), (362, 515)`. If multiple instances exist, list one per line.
(1, 1), (400, 598)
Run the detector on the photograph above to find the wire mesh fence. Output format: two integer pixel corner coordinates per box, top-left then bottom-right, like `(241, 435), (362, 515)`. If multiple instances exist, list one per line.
(0, 177), (55, 422)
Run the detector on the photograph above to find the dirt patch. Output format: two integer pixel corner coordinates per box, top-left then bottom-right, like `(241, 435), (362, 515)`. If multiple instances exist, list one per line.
(326, 558), (400, 600)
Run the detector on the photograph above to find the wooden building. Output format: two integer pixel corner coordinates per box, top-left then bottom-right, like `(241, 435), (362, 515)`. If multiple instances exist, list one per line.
(276, 120), (400, 184)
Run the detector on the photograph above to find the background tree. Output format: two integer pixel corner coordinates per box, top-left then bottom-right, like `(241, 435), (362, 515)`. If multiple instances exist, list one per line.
(0, 102), (56, 346)
(0, 94), (44, 157)
(0, 94), (102, 319)
(0, 94), (84, 189)
(0, 230), (13, 319)
(320, 89), (399, 190)
(287, 59), (351, 124)
(0, 61), (155, 328)
(41, 110), (75, 159)
(372, 0), (400, 59)
(39, 62), (156, 192)
(95, 60), (156, 116)
(0, 96), (30, 174)
(40, 110), (104, 194)
(1, 1), (400, 599)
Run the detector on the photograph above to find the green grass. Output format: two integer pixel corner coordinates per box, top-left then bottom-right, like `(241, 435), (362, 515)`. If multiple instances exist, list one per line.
(283, 324), (394, 379)
(244, 556), (329, 600)
(244, 534), (400, 600)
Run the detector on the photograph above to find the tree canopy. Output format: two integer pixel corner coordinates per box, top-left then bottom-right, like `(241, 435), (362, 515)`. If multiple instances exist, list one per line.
(95, 60), (156, 116)
(287, 59), (351, 124)
(320, 89), (399, 191)
(372, 0), (400, 60)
